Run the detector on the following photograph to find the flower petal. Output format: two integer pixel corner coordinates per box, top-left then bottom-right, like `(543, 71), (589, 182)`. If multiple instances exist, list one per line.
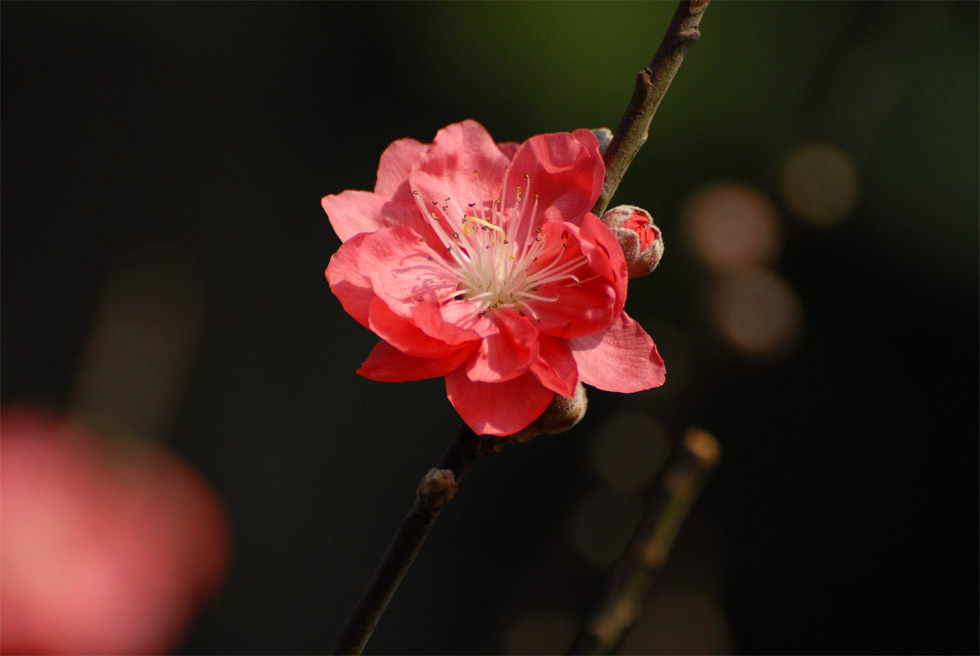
(411, 300), (480, 346)
(497, 141), (520, 159)
(465, 309), (539, 383)
(528, 220), (619, 339)
(446, 369), (555, 436)
(572, 127), (605, 193)
(567, 313), (666, 392)
(357, 225), (457, 316)
(375, 138), (427, 201)
(440, 300), (498, 337)
(579, 211), (628, 319)
(358, 340), (474, 382)
(409, 120), (510, 233)
(367, 297), (462, 358)
(322, 190), (386, 243)
(325, 232), (375, 329)
(505, 130), (605, 232)
(322, 191), (430, 244)
(530, 335), (578, 397)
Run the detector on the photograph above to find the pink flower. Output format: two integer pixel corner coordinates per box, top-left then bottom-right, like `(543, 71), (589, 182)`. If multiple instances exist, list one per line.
(322, 120), (665, 436)
(0, 407), (229, 655)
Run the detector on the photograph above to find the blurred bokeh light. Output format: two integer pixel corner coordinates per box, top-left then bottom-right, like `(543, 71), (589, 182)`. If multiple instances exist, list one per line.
(709, 268), (805, 357)
(683, 182), (781, 270)
(781, 143), (859, 227)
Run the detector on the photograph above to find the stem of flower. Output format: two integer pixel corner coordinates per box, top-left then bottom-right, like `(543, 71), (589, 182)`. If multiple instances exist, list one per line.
(330, 422), (485, 655)
(592, 0), (710, 217)
(566, 428), (721, 655)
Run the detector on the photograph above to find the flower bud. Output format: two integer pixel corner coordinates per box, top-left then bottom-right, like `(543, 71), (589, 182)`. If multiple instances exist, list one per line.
(591, 128), (614, 155)
(599, 205), (664, 278)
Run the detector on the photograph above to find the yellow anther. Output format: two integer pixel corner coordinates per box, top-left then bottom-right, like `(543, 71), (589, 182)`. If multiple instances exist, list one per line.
(462, 215), (506, 237)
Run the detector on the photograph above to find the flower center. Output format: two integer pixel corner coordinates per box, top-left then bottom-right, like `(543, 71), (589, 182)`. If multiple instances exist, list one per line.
(412, 170), (586, 321)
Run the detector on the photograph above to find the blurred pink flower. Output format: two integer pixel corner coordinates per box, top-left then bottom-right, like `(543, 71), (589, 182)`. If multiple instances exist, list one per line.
(322, 120), (665, 436)
(0, 407), (229, 655)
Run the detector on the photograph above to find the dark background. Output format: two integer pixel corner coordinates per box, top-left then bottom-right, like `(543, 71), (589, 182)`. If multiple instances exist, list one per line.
(2, 2), (977, 654)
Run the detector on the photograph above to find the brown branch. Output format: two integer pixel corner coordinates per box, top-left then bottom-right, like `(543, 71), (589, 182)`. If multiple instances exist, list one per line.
(330, 387), (587, 654)
(592, 0), (710, 217)
(567, 428), (721, 655)
(330, 422), (485, 655)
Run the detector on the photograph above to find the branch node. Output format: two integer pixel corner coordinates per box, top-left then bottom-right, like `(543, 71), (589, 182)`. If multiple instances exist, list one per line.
(416, 468), (457, 514)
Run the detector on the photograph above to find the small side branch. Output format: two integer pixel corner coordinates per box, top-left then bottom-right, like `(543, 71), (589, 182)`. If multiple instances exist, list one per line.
(592, 0), (710, 217)
(330, 423), (484, 655)
(567, 428), (721, 655)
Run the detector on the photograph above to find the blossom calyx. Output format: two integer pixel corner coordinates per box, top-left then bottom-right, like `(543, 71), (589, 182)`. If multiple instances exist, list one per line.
(501, 382), (588, 446)
(600, 205), (664, 278)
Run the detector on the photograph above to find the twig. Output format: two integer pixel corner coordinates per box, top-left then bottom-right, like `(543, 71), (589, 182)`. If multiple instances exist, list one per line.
(592, 0), (710, 217)
(567, 428), (721, 655)
(330, 423), (485, 655)
(331, 2), (709, 650)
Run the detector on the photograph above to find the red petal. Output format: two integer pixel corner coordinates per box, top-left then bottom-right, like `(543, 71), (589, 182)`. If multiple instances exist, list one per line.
(464, 309), (539, 383)
(572, 128), (605, 203)
(440, 300), (498, 337)
(445, 369), (555, 436)
(367, 297), (461, 358)
(325, 233), (375, 329)
(358, 340), (473, 382)
(579, 212), (628, 318)
(497, 142), (520, 159)
(356, 225), (457, 317)
(505, 131), (605, 230)
(530, 335), (578, 397)
(567, 313), (666, 392)
(528, 220), (619, 339)
(411, 300), (480, 346)
(533, 283), (616, 339)
(375, 138), (427, 201)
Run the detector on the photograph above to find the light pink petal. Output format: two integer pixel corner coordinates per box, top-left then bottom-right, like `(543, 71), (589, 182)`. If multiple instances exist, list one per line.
(325, 232), (375, 329)
(530, 335), (578, 397)
(567, 313), (666, 392)
(322, 191), (438, 245)
(409, 120), (510, 233)
(322, 190), (388, 243)
(367, 297), (461, 358)
(465, 309), (539, 383)
(445, 369), (555, 436)
(358, 340), (474, 382)
(504, 131), (605, 228)
(357, 225), (457, 316)
(375, 138), (427, 201)
(411, 301), (480, 346)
